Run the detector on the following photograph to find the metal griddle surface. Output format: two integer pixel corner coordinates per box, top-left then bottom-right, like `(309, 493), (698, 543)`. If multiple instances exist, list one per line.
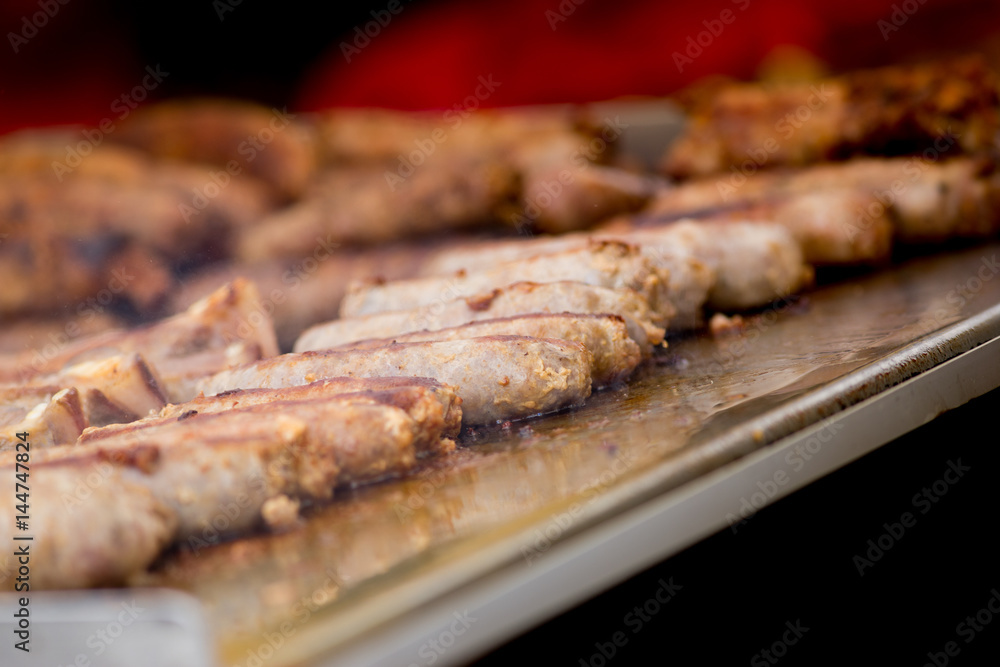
(76, 242), (1000, 664)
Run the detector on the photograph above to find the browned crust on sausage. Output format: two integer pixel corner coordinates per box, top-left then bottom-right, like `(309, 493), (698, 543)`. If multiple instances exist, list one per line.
(203, 335), (593, 425)
(84, 379), (460, 455)
(340, 240), (674, 326)
(295, 281), (665, 353)
(662, 56), (1000, 178)
(320, 313), (643, 387)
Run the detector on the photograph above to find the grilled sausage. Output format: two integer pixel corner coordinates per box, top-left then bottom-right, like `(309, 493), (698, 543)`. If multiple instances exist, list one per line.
(21, 354), (167, 427)
(341, 240), (674, 327)
(0, 463), (177, 590)
(645, 157), (1000, 263)
(661, 57), (999, 178)
(295, 281), (665, 353)
(86, 378), (461, 456)
(415, 220), (810, 324)
(0, 395), (441, 588)
(1, 280), (280, 404)
(0, 387), (86, 450)
(235, 161), (520, 261)
(201, 336), (593, 425)
(310, 313), (643, 387)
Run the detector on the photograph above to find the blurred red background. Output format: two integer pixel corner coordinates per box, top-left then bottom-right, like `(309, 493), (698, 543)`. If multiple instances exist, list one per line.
(1, 0), (999, 135)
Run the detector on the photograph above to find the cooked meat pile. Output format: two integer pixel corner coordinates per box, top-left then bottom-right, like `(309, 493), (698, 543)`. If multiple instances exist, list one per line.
(2, 56), (999, 590)
(661, 56), (1000, 178)
(0, 101), (652, 334)
(652, 56), (1000, 265)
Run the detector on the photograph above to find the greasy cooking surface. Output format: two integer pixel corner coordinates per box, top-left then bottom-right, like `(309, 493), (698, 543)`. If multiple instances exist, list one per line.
(139, 241), (1000, 664)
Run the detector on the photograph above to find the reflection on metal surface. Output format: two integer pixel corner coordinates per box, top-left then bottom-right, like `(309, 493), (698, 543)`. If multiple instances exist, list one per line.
(135, 241), (1000, 666)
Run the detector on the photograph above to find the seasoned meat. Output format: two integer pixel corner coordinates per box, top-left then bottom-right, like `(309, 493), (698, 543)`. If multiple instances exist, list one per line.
(0, 130), (150, 181)
(341, 240), (675, 327)
(0, 281), (278, 426)
(662, 56), (1000, 178)
(0, 464), (177, 590)
(513, 163), (655, 233)
(88, 378), (461, 456)
(74, 400), (432, 497)
(613, 222), (813, 312)
(295, 281), (665, 352)
(110, 98), (318, 199)
(0, 136), (276, 318)
(0, 150), (276, 259)
(308, 313), (643, 387)
(415, 220), (810, 325)
(116, 278), (280, 402)
(235, 161), (520, 261)
(640, 189), (893, 267)
(0, 313), (124, 357)
(20, 354), (167, 427)
(0, 396), (441, 588)
(3, 398), (439, 525)
(168, 243), (434, 351)
(705, 191), (894, 265)
(1, 280), (280, 403)
(313, 106), (647, 234)
(882, 158), (1000, 243)
(0, 387), (86, 450)
(313, 106), (595, 166)
(644, 157), (1000, 263)
(509, 128), (656, 233)
(201, 336), (593, 425)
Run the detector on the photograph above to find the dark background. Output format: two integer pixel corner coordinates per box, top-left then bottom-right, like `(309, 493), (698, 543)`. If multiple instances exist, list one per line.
(472, 388), (1000, 666)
